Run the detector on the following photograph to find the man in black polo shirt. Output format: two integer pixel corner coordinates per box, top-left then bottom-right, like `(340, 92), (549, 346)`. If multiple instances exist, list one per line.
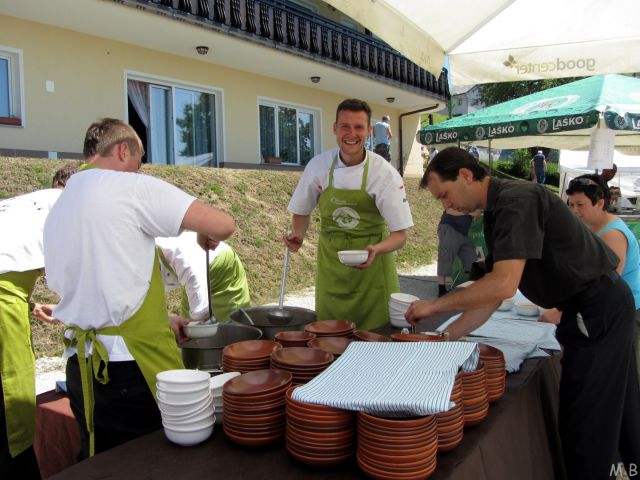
(406, 147), (640, 480)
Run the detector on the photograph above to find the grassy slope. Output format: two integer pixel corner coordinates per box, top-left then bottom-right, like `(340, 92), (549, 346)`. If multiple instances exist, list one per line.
(0, 157), (441, 357)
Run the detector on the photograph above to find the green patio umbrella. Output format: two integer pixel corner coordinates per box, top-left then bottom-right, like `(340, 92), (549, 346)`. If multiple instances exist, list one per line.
(418, 75), (640, 152)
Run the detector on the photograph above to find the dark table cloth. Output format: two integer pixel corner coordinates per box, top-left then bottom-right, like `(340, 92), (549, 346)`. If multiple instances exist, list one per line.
(49, 354), (564, 480)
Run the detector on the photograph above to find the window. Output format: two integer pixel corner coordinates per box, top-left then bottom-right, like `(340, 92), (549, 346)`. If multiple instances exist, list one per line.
(259, 99), (320, 165)
(127, 76), (222, 166)
(0, 47), (24, 126)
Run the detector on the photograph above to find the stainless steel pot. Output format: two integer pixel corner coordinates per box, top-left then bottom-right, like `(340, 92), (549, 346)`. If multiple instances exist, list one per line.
(179, 323), (262, 373)
(229, 306), (317, 340)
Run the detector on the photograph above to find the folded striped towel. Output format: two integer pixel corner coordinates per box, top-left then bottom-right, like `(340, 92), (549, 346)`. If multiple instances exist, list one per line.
(292, 341), (478, 417)
(462, 336), (548, 373)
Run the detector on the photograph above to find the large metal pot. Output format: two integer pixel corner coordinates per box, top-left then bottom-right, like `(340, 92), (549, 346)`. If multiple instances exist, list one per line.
(229, 306), (317, 340)
(179, 323), (262, 373)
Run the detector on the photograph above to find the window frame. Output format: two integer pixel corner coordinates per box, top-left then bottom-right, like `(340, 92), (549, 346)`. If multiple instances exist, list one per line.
(257, 97), (321, 166)
(125, 71), (225, 166)
(0, 46), (25, 127)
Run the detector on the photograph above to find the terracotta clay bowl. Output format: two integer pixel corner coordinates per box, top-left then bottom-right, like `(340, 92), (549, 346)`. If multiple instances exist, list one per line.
(223, 340), (281, 360)
(390, 333), (445, 342)
(307, 336), (353, 357)
(271, 347), (334, 367)
(353, 330), (392, 342)
(287, 444), (353, 466)
(223, 369), (292, 396)
(358, 412), (436, 431)
(223, 427), (284, 447)
(304, 320), (356, 336)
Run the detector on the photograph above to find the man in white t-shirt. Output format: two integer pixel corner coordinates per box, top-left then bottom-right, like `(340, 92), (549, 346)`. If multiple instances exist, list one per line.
(0, 163), (78, 480)
(285, 99), (413, 331)
(43, 118), (235, 458)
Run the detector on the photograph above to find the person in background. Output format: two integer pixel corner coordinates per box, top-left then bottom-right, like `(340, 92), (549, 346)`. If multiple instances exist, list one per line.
(608, 186), (634, 212)
(156, 231), (250, 324)
(373, 115), (393, 162)
(43, 118), (235, 458)
(407, 147), (640, 480)
(0, 163), (78, 479)
(530, 150), (547, 184)
(436, 208), (481, 297)
(286, 99), (413, 331)
(541, 174), (640, 390)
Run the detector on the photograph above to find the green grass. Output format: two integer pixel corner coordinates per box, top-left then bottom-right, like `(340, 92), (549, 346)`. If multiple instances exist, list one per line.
(1, 157), (442, 358)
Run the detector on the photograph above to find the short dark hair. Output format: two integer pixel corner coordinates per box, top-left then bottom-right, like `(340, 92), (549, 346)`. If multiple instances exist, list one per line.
(51, 162), (80, 188)
(420, 147), (487, 188)
(83, 118), (143, 159)
(336, 99), (372, 124)
(565, 173), (610, 210)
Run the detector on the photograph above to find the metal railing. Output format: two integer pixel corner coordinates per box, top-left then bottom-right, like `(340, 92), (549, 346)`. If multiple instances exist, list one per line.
(115, 0), (449, 99)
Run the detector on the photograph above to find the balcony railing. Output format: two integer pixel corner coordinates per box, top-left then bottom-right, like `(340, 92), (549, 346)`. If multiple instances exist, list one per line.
(114, 0), (450, 99)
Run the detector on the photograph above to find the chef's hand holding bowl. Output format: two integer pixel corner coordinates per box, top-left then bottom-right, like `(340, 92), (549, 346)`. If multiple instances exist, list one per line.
(169, 314), (191, 344)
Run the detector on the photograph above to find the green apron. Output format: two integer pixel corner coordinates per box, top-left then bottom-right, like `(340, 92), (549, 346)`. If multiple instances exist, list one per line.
(0, 269), (40, 457)
(316, 153), (400, 330)
(65, 255), (183, 457)
(178, 246), (250, 323)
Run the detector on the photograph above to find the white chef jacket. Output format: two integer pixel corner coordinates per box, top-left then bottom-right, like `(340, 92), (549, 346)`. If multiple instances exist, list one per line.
(43, 168), (196, 361)
(288, 148), (413, 232)
(0, 189), (61, 274)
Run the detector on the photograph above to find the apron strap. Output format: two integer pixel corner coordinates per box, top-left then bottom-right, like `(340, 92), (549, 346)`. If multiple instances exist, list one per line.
(64, 324), (120, 457)
(328, 156), (338, 188)
(360, 152), (370, 190)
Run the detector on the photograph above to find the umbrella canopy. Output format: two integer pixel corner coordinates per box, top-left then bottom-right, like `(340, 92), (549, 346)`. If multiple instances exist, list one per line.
(418, 75), (640, 151)
(322, 0), (640, 85)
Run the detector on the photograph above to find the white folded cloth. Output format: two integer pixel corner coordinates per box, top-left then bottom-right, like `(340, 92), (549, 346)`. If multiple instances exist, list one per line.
(292, 341), (479, 417)
(462, 336), (548, 373)
(437, 314), (561, 352)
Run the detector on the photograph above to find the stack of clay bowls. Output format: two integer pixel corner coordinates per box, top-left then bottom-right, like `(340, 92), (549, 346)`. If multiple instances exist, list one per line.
(304, 320), (356, 338)
(271, 347), (334, 384)
(357, 412), (438, 479)
(222, 369), (292, 447)
(390, 332), (446, 342)
(285, 386), (356, 466)
(353, 330), (391, 342)
(222, 340), (282, 373)
(156, 369), (215, 446)
(274, 331), (316, 348)
(478, 344), (506, 403)
(434, 373), (464, 453)
(307, 336), (353, 358)
(459, 362), (489, 427)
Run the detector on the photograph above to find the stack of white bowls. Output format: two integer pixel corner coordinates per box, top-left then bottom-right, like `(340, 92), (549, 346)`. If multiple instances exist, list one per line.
(156, 369), (215, 446)
(388, 293), (419, 328)
(209, 371), (241, 425)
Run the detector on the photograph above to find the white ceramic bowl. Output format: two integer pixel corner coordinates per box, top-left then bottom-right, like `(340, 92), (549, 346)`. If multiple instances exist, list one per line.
(156, 369), (211, 387)
(159, 396), (213, 421)
(337, 250), (368, 266)
(390, 293), (419, 304)
(390, 314), (411, 328)
(183, 321), (219, 339)
(209, 372), (241, 397)
(388, 303), (409, 313)
(156, 385), (210, 404)
(514, 301), (540, 317)
(497, 298), (515, 311)
(162, 408), (215, 429)
(157, 392), (211, 416)
(163, 421), (214, 446)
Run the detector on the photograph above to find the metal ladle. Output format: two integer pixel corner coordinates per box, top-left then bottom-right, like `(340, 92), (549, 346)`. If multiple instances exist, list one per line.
(267, 242), (293, 324)
(202, 249), (216, 325)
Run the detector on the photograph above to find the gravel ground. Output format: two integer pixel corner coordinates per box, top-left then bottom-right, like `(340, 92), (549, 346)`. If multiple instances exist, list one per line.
(35, 263), (439, 393)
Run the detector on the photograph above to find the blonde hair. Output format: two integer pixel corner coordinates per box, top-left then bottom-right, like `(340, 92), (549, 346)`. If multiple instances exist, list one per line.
(83, 118), (143, 159)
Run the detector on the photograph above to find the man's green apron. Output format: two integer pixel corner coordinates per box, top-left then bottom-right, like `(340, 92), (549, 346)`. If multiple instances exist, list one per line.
(316, 153), (400, 330)
(177, 247), (250, 323)
(0, 269), (39, 457)
(65, 255), (183, 457)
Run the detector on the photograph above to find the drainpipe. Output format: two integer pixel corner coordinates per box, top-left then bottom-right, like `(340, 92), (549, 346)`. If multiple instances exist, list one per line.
(398, 104), (440, 177)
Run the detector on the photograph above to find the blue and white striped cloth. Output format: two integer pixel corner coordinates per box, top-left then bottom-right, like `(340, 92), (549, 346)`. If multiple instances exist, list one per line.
(461, 336), (549, 373)
(291, 342), (479, 417)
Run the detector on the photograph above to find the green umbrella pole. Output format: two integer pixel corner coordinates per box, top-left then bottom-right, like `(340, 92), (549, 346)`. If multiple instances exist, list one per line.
(488, 139), (492, 174)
